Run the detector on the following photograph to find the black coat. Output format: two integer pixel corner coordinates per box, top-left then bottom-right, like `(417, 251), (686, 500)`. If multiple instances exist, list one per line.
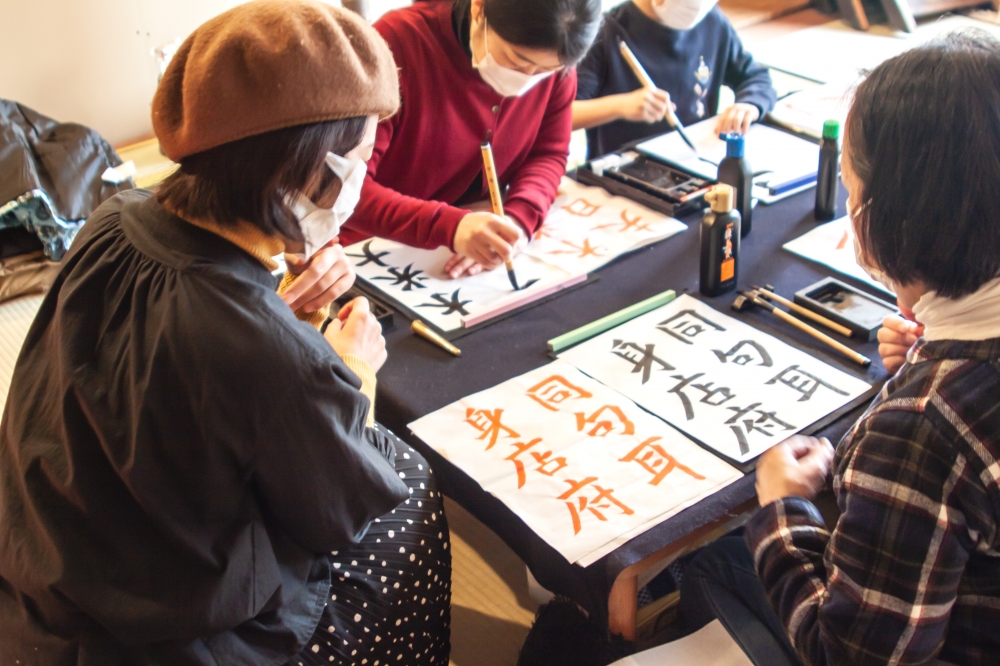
(0, 99), (129, 261)
(0, 190), (408, 665)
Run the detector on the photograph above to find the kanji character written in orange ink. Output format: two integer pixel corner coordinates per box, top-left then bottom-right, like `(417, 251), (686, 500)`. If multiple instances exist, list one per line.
(530, 449), (569, 477)
(464, 408), (519, 450)
(549, 239), (606, 258)
(533, 226), (557, 241)
(558, 478), (635, 535)
(594, 209), (653, 233)
(505, 438), (543, 488)
(564, 198), (601, 217)
(526, 375), (593, 411)
(620, 437), (706, 486)
(575, 405), (636, 437)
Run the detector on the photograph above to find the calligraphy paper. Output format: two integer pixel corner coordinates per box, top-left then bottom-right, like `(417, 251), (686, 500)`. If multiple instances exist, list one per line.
(635, 119), (820, 194)
(408, 360), (741, 565)
(559, 295), (872, 463)
(522, 177), (687, 274)
(346, 239), (576, 332)
(345, 177), (686, 332)
(783, 216), (894, 297)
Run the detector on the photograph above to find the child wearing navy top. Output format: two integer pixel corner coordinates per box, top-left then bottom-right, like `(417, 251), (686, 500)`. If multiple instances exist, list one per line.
(573, 0), (776, 158)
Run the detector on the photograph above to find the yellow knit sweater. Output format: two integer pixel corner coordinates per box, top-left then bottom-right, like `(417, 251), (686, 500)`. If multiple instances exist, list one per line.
(183, 216), (377, 427)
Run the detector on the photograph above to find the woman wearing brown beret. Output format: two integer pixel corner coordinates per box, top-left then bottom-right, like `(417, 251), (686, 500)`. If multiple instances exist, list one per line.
(340, 0), (603, 279)
(0, 2), (451, 665)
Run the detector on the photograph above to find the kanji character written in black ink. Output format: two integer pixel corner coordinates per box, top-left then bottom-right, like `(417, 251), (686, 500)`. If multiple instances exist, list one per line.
(373, 263), (428, 291)
(418, 289), (472, 315)
(712, 340), (774, 367)
(766, 365), (849, 402)
(657, 309), (726, 345)
(725, 402), (796, 455)
(611, 340), (674, 384)
(668, 372), (736, 420)
(346, 240), (390, 267)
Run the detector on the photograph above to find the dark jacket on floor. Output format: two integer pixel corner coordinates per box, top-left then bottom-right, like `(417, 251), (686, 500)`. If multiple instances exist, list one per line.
(0, 99), (128, 260)
(0, 190), (408, 665)
(576, 2), (776, 158)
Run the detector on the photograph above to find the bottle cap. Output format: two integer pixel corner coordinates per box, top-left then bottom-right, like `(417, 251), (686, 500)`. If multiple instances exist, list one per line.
(705, 183), (735, 214)
(822, 120), (840, 140)
(723, 133), (745, 158)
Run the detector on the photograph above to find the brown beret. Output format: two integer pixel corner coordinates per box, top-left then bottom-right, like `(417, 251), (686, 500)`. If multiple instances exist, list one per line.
(152, 0), (400, 161)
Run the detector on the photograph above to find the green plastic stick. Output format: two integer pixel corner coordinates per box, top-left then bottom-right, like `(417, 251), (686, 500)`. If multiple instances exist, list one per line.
(547, 289), (677, 353)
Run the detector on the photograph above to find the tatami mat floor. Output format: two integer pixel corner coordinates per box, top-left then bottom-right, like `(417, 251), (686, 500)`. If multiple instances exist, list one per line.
(445, 498), (540, 666)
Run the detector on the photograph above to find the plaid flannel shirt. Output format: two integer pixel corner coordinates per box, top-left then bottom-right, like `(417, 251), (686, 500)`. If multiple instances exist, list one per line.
(745, 337), (1000, 666)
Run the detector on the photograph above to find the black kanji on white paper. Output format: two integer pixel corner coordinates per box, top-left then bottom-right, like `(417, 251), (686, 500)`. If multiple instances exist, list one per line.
(657, 309), (726, 345)
(418, 289), (472, 316)
(373, 264), (429, 291)
(611, 340), (674, 384)
(347, 240), (390, 267)
(712, 340), (774, 367)
(766, 365), (849, 402)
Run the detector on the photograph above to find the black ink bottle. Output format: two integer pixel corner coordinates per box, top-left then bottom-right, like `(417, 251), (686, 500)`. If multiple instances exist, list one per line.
(700, 183), (741, 297)
(717, 133), (753, 237)
(814, 119), (841, 221)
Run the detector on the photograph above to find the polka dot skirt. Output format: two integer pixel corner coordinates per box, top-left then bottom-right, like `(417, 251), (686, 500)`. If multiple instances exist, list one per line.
(287, 426), (452, 666)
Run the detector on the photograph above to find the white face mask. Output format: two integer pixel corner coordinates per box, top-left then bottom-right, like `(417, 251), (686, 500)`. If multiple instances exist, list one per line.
(288, 151), (367, 260)
(848, 199), (896, 292)
(652, 0), (719, 30)
(472, 22), (554, 97)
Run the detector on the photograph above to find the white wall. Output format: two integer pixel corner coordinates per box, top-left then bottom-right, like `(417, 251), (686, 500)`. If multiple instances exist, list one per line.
(0, 0), (267, 144)
(0, 0), (435, 145)
(0, 0), (623, 146)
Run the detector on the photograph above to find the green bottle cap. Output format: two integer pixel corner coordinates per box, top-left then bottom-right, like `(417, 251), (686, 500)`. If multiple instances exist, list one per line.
(822, 119), (840, 140)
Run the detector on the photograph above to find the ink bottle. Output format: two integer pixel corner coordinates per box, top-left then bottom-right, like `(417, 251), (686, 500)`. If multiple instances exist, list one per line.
(717, 133), (753, 237)
(815, 119), (841, 221)
(700, 183), (741, 297)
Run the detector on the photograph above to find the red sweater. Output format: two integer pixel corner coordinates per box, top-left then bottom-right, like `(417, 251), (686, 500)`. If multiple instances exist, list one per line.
(340, 0), (575, 250)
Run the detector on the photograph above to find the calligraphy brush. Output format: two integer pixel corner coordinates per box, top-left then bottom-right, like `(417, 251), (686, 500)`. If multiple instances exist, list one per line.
(481, 142), (520, 290)
(752, 284), (853, 337)
(738, 290), (871, 367)
(617, 40), (712, 165)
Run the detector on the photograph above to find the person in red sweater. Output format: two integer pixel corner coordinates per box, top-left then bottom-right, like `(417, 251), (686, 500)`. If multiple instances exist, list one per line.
(341, 0), (602, 277)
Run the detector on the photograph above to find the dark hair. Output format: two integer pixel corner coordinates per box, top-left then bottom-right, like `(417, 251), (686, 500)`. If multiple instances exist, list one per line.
(483, 0), (602, 67)
(157, 116), (368, 242)
(846, 31), (1000, 298)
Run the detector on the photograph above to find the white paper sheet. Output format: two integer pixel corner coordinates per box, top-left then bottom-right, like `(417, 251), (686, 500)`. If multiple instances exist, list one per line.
(767, 79), (856, 140)
(523, 178), (688, 274)
(783, 216), (894, 298)
(408, 361), (741, 564)
(346, 178), (686, 331)
(559, 295), (872, 463)
(347, 238), (576, 332)
(610, 620), (752, 666)
(752, 15), (1000, 84)
(635, 119), (820, 197)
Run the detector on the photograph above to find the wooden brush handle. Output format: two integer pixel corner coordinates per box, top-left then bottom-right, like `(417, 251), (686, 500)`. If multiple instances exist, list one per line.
(763, 290), (853, 337)
(773, 308), (871, 366)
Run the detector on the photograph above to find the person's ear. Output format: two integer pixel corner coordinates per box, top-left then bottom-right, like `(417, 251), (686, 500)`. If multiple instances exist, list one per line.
(470, 0), (485, 27)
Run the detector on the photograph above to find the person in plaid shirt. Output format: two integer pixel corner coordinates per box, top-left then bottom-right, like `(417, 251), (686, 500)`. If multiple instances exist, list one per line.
(677, 32), (1000, 665)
